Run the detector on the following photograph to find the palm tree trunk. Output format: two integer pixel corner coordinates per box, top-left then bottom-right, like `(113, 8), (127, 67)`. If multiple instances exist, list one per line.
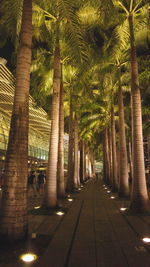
(118, 75), (129, 197)
(128, 14), (150, 212)
(0, 0), (32, 242)
(57, 65), (65, 198)
(111, 106), (118, 191)
(73, 114), (79, 187)
(128, 140), (133, 183)
(108, 127), (113, 187)
(103, 128), (110, 184)
(79, 140), (84, 184)
(66, 92), (74, 192)
(148, 134), (150, 186)
(45, 29), (61, 208)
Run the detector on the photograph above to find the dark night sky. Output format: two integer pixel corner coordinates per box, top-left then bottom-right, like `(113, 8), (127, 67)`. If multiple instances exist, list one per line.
(0, 39), (14, 70)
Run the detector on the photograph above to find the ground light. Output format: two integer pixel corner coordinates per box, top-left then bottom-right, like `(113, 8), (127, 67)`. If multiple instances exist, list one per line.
(67, 194), (71, 197)
(142, 237), (150, 243)
(78, 188), (81, 191)
(20, 253), (37, 263)
(68, 198), (73, 202)
(34, 206), (41, 209)
(56, 211), (64, 216)
(107, 190), (111, 194)
(104, 187), (108, 190)
(120, 208), (127, 211)
(110, 196), (115, 199)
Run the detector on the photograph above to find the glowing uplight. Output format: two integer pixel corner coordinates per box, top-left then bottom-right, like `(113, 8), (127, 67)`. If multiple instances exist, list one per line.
(68, 198), (73, 202)
(107, 190), (111, 193)
(142, 237), (150, 243)
(78, 188), (81, 191)
(104, 187), (108, 190)
(0, 188), (2, 191)
(110, 196), (115, 199)
(20, 253), (37, 263)
(120, 208), (127, 211)
(81, 185), (84, 188)
(67, 194), (71, 197)
(56, 211), (64, 216)
(34, 206), (41, 209)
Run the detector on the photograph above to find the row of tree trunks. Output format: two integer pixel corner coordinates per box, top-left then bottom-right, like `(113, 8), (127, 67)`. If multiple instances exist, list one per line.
(102, 13), (150, 213)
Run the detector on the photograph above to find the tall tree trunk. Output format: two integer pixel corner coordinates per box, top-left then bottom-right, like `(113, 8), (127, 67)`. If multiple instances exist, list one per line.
(103, 128), (110, 184)
(128, 14), (150, 212)
(45, 29), (61, 208)
(148, 134), (150, 186)
(0, 0), (32, 242)
(108, 127), (113, 187)
(80, 140), (84, 184)
(128, 140), (133, 183)
(73, 114), (79, 187)
(57, 65), (65, 198)
(118, 74), (129, 197)
(66, 92), (74, 192)
(111, 106), (118, 191)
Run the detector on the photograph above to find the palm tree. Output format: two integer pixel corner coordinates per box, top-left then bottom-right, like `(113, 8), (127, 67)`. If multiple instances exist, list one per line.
(45, 24), (61, 208)
(117, 67), (129, 197)
(116, 0), (150, 212)
(33, 0), (89, 207)
(57, 64), (65, 198)
(0, 0), (32, 242)
(111, 103), (118, 191)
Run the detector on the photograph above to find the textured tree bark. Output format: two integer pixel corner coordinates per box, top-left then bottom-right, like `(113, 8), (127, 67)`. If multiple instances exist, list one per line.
(66, 92), (74, 192)
(128, 140), (133, 183)
(57, 65), (65, 198)
(73, 114), (80, 187)
(128, 14), (150, 213)
(111, 106), (118, 191)
(79, 140), (84, 184)
(148, 134), (150, 187)
(103, 128), (110, 185)
(118, 75), (129, 197)
(0, 0), (32, 242)
(108, 127), (113, 187)
(46, 28), (61, 208)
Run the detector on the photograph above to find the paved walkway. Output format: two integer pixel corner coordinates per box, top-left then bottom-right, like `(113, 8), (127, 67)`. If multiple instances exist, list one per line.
(1, 179), (150, 266)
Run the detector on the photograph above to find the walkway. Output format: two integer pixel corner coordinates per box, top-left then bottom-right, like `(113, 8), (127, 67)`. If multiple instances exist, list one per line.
(1, 179), (150, 267)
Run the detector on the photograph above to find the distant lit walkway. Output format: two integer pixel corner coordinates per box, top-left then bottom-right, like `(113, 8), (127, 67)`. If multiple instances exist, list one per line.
(34, 179), (150, 267)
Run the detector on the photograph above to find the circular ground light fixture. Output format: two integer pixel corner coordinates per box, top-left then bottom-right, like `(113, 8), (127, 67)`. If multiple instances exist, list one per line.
(20, 253), (37, 263)
(56, 211), (64, 216)
(68, 198), (73, 202)
(120, 208), (127, 211)
(110, 196), (115, 199)
(34, 206), (41, 209)
(107, 190), (111, 193)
